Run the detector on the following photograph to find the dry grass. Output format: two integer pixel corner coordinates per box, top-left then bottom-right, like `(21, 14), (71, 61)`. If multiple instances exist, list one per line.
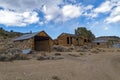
(0, 53), (29, 61)
(68, 53), (80, 57)
(90, 49), (99, 54)
(79, 53), (84, 55)
(13, 54), (29, 60)
(40, 52), (47, 56)
(116, 49), (120, 52)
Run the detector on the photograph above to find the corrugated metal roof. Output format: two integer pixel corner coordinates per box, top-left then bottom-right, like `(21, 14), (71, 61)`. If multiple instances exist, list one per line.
(14, 32), (40, 41)
(93, 39), (108, 43)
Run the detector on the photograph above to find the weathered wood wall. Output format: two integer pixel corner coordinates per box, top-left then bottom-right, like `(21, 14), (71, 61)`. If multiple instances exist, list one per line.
(57, 34), (78, 46)
(92, 42), (109, 48)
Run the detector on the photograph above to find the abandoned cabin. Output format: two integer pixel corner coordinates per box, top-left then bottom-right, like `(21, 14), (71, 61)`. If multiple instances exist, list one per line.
(14, 31), (53, 52)
(92, 36), (120, 48)
(92, 39), (109, 48)
(54, 33), (89, 46)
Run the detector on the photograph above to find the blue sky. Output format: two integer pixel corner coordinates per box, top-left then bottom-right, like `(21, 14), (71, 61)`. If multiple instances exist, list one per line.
(0, 0), (120, 39)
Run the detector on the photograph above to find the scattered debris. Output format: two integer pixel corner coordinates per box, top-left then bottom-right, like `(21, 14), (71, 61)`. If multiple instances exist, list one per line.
(22, 49), (32, 54)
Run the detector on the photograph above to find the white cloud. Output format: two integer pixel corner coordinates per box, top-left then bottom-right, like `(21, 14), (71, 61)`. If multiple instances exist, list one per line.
(0, 0), (64, 26)
(45, 15), (53, 21)
(0, 0), (119, 27)
(0, 0), (63, 12)
(42, 5), (61, 22)
(85, 5), (94, 10)
(104, 26), (109, 30)
(85, 1), (113, 18)
(0, 10), (39, 26)
(105, 14), (120, 23)
(94, 1), (112, 13)
(62, 5), (81, 19)
(84, 0), (120, 24)
(43, 4), (82, 22)
(105, 5), (120, 23)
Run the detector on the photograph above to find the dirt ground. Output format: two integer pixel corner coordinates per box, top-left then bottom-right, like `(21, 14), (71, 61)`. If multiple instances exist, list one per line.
(0, 48), (120, 80)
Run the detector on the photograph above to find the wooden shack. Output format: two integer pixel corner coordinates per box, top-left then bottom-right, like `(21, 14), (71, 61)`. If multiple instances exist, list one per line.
(14, 31), (53, 52)
(55, 33), (78, 46)
(55, 33), (91, 46)
(92, 39), (109, 48)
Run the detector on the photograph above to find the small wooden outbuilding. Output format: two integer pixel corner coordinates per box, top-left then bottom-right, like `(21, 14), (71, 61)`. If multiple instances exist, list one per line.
(92, 39), (109, 48)
(14, 31), (53, 52)
(54, 33), (90, 46)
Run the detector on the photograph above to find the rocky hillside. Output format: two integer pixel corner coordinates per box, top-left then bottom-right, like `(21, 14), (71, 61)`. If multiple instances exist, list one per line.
(0, 27), (23, 39)
(0, 28), (23, 52)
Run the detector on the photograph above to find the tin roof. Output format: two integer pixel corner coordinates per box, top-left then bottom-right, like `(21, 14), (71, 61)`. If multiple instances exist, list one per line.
(14, 32), (40, 41)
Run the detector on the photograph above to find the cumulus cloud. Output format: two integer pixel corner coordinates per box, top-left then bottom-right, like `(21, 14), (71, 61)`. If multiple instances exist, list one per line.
(105, 6), (120, 23)
(62, 5), (81, 19)
(43, 4), (82, 22)
(84, 1), (113, 18)
(42, 5), (62, 22)
(0, 0), (98, 26)
(0, 0), (119, 27)
(84, 0), (120, 24)
(0, 0), (63, 12)
(0, 10), (39, 26)
(94, 1), (112, 13)
(0, 0), (63, 26)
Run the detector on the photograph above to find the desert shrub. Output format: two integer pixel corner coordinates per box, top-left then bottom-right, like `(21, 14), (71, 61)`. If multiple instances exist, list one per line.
(37, 55), (63, 61)
(91, 49), (99, 54)
(68, 54), (80, 57)
(13, 53), (29, 60)
(88, 53), (92, 55)
(54, 53), (61, 56)
(117, 49), (120, 52)
(40, 52), (47, 56)
(76, 46), (89, 52)
(7, 48), (22, 54)
(37, 56), (49, 60)
(52, 56), (64, 60)
(80, 53), (84, 55)
(52, 45), (72, 52)
(95, 48), (106, 52)
(0, 54), (13, 61)
(52, 75), (61, 80)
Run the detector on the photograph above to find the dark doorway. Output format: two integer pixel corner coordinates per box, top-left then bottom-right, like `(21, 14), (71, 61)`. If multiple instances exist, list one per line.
(67, 37), (69, 44)
(34, 36), (50, 51)
(97, 42), (100, 45)
(84, 39), (87, 42)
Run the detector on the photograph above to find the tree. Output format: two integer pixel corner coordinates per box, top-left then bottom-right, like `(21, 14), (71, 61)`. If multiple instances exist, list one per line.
(10, 30), (14, 32)
(75, 27), (95, 42)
